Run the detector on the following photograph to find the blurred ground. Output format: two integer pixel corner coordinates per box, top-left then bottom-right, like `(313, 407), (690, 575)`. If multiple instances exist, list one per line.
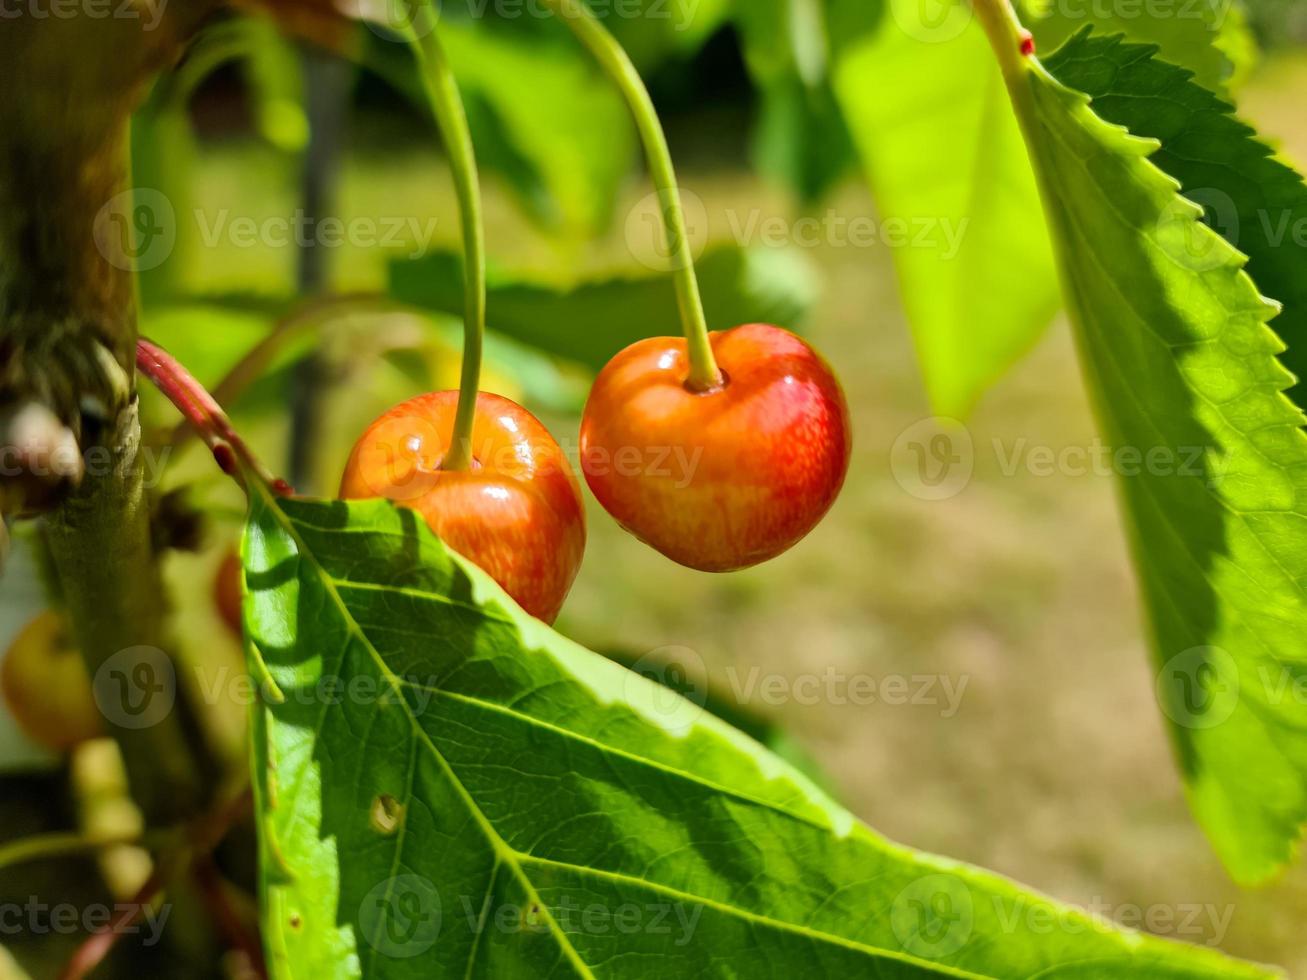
(4, 47), (1307, 980)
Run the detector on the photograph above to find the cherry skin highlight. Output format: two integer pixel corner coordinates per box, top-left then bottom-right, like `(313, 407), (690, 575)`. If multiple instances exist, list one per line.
(340, 391), (585, 623)
(580, 323), (851, 571)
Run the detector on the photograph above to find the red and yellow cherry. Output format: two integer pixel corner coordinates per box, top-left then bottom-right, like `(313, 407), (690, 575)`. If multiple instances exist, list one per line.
(580, 323), (851, 571)
(1, 610), (103, 751)
(214, 549), (243, 638)
(340, 391), (585, 623)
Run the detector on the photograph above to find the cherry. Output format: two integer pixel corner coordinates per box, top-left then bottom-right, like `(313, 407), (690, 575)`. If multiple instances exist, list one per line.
(1, 610), (102, 751)
(214, 549), (243, 638)
(340, 391), (586, 624)
(580, 323), (851, 571)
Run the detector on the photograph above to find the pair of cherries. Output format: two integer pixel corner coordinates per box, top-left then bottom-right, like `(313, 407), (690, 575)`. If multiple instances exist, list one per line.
(340, 323), (852, 623)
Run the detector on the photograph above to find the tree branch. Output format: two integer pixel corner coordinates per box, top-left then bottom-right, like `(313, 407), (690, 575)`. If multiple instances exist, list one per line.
(2, 7), (226, 824)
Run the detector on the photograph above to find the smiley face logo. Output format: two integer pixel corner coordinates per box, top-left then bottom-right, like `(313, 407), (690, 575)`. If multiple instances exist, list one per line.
(891, 873), (974, 958)
(93, 645), (176, 730)
(93, 189), (176, 272)
(891, 417), (974, 501)
(624, 645), (709, 736)
(1156, 646), (1240, 730)
(359, 874), (442, 959)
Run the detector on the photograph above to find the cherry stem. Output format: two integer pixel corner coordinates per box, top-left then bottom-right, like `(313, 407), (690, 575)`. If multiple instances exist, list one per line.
(540, 0), (721, 391)
(57, 860), (172, 980)
(405, 0), (486, 470)
(135, 338), (290, 496)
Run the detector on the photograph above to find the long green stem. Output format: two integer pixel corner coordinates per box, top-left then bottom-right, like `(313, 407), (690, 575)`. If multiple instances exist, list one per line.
(407, 1), (486, 469)
(540, 0), (721, 390)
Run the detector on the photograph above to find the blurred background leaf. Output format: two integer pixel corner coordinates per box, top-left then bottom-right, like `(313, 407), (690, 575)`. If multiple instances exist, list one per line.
(833, 5), (1061, 417)
(359, 19), (638, 244)
(388, 244), (819, 370)
(735, 0), (857, 202)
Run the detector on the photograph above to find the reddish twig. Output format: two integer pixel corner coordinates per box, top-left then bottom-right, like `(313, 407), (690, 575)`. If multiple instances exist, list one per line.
(136, 337), (293, 496)
(165, 292), (405, 455)
(56, 786), (255, 980)
(193, 855), (267, 980)
(55, 859), (173, 980)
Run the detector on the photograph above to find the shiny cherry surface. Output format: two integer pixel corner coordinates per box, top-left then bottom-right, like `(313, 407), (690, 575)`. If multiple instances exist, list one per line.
(341, 391), (585, 623)
(580, 323), (851, 571)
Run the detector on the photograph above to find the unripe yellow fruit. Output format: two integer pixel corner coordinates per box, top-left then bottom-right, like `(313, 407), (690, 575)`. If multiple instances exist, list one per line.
(1, 611), (102, 751)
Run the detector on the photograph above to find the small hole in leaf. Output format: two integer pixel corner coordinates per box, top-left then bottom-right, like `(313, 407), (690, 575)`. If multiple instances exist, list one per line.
(370, 794), (403, 835)
(289, 914), (302, 930)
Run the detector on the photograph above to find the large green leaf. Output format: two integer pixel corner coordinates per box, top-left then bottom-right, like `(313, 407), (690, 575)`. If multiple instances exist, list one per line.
(833, 8), (1061, 416)
(388, 245), (819, 370)
(1044, 30), (1307, 388)
(1001, 30), (1307, 883)
(243, 491), (1277, 977)
(598, 644), (837, 796)
(1021, 0), (1256, 91)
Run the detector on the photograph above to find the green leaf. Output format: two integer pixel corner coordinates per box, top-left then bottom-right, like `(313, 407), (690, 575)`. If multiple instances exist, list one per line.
(1021, 0), (1256, 91)
(1003, 32), (1307, 883)
(602, 0), (733, 70)
(735, 0), (829, 85)
(243, 491), (1278, 978)
(598, 645), (838, 796)
(833, 10), (1061, 416)
(752, 74), (857, 203)
(388, 245), (819, 370)
(735, 0), (856, 201)
(1044, 30), (1307, 390)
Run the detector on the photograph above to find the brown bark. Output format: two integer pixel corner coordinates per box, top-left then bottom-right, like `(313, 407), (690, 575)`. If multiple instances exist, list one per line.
(1, 5), (225, 823)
